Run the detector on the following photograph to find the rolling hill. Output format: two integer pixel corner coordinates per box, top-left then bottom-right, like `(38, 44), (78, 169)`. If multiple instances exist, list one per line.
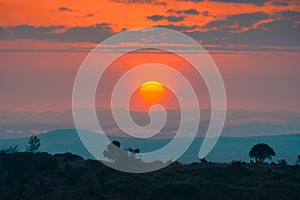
(0, 129), (299, 164)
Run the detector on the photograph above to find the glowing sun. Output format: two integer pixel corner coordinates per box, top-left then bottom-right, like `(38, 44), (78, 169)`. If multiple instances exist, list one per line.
(139, 81), (165, 104)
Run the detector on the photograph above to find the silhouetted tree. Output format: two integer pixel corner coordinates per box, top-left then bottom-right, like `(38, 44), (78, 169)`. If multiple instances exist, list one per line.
(125, 147), (140, 154)
(297, 155), (300, 164)
(112, 140), (120, 148)
(102, 140), (152, 171)
(231, 160), (243, 167)
(27, 135), (40, 153)
(199, 157), (208, 164)
(277, 159), (287, 166)
(249, 143), (275, 163)
(103, 140), (124, 161)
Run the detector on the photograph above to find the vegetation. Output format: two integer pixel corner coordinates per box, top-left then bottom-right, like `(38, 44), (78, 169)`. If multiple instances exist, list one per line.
(0, 145), (19, 154)
(103, 140), (142, 165)
(26, 135), (40, 153)
(0, 152), (299, 200)
(103, 140), (166, 172)
(199, 157), (208, 164)
(249, 143), (276, 163)
(0, 139), (299, 199)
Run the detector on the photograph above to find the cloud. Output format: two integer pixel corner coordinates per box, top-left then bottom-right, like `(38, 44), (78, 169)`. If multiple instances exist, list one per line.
(183, 9), (200, 15)
(279, 10), (300, 19)
(147, 15), (164, 21)
(58, 23), (113, 43)
(157, 24), (197, 32)
(5, 129), (47, 136)
(202, 11), (209, 16)
(166, 9), (208, 18)
(111, 0), (167, 6)
(6, 130), (24, 134)
(146, 15), (185, 22)
(168, 9), (200, 15)
(271, 0), (289, 6)
(0, 26), (10, 39)
(1, 108), (300, 138)
(210, 0), (270, 6)
(0, 23), (114, 43)
(29, 129), (48, 135)
(58, 7), (76, 12)
(166, 15), (185, 22)
(186, 11), (300, 46)
(1, 25), (65, 40)
(178, 0), (204, 2)
(203, 12), (270, 31)
(85, 13), (94, 17)
(0, 10), (299, 48)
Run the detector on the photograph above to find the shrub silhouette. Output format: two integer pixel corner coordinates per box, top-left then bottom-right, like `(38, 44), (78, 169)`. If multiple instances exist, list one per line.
(277, 159), (287, 165)
(103, 140), (125, 161)
(249, 143), (275, 163)
(297, 155), (300, 164)
(102, 140), (167, 171)
(0, 145), (19, 154)
(26, 135), (41, 153)
(126, 147), (140, 154)
(231, 160), (246, 167)
(199, 157), (208, 164)
(112, 140), (120, 148)
(103, 140), (142, 164)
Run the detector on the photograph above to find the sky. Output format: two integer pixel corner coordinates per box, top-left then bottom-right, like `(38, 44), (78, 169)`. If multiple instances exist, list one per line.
(0, 0), (299, 137)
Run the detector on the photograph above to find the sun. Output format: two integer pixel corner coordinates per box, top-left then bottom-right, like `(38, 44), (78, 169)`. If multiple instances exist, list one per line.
(139, 81), (165, 104)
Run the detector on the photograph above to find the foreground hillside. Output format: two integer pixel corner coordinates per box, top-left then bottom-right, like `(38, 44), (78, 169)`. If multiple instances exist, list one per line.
(0, 152), (299, 200)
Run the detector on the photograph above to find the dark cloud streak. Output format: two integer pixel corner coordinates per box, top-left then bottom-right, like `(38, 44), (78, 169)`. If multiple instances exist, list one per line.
(0, 23), (114, 43)
(146, 15), (164, 21)
(58, 7), (76, 12)
(168, 9), (200, 15)
(111, 0), (167, 6)
(0, 11), (299, 50)
(210, 0), (270, 6)
(271, 0), (289, 6)
(166, 15), (185, 22)
(147, 15), (185, 22)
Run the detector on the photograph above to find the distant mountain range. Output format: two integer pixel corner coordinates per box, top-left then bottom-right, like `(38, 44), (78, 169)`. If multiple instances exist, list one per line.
(1, 108), (300, 139)
(0, 129), (299, 164)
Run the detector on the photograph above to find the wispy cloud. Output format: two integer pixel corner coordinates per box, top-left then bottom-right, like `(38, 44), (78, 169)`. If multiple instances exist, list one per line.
(0, 10), (298, 51)
(1, 108), (300, 138)
(111, 0), (167, 6)
(85, 13), (94, 17)
(271, 0), (290, 6)
(166, 15), (185, 22)
(58, 7), (77, 12)
(147, 15), (185, 22)
(6, 129), (24, 134)
(167, 9), (200, 15)
(146, 15), (164, 21)
(210, 0), (270, 6)
(0, 23), (113, 43)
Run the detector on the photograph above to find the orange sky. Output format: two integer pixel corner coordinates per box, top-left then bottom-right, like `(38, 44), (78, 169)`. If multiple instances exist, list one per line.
(0, 0), (300, 112)
(0, 0), (299, 30)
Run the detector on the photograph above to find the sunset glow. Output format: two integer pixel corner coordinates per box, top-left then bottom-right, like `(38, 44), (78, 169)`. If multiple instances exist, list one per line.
(139, 81), (165, 104)
(0, 0), (300, 138)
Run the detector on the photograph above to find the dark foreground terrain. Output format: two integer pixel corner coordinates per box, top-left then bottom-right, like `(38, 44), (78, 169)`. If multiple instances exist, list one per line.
(0, 152), (299, 200)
